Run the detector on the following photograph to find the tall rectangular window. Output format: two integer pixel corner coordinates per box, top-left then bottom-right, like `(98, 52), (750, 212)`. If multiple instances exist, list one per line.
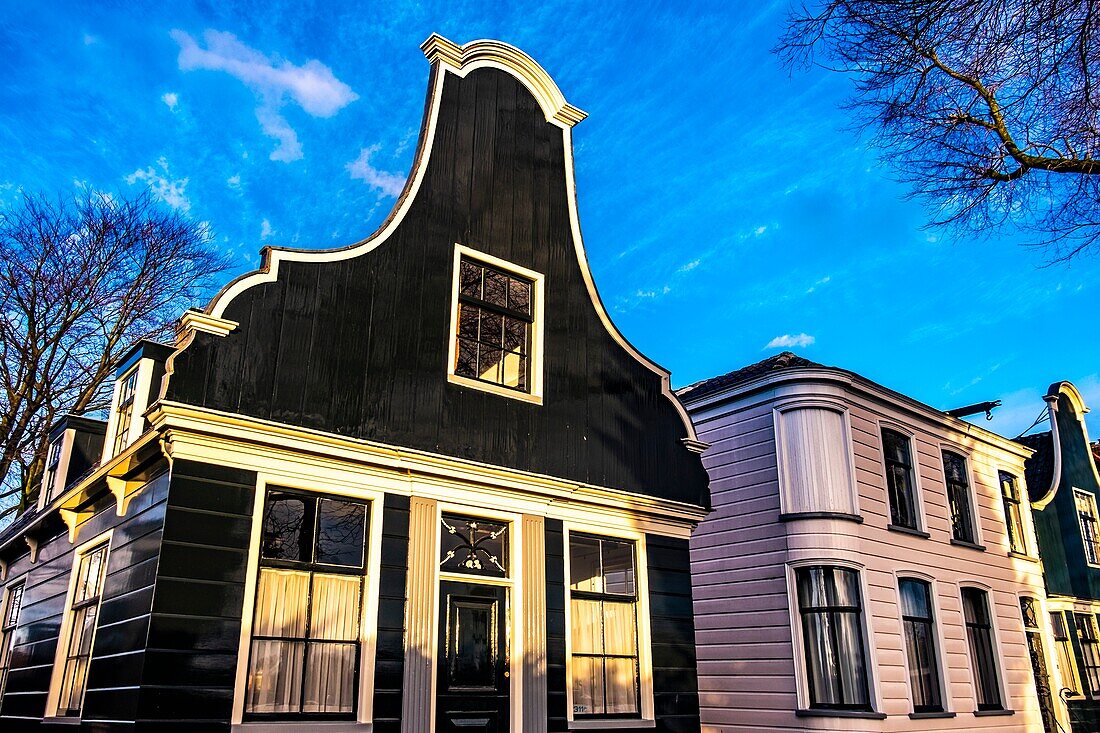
(245, 490), (369, 719)
(999, 472), (1027, 554)
(1052, 612), (1082, 695)
(961, 587), (1002, 711)
(1075, 490), (1100, 566)
(112, 368), (138, 455)
(0, 581), (25, 700)
(899, 578), (942, 712)
(1075, 613), (1100, 696)
(453, 257), (533, 392)
(569, 534), (640, 718)
(57, 542), (109, 717)
(42, 438), (62, 503)
(795, 566), (871, 710)
(942, 451), (976, 544)
(882, 429), (919, 530)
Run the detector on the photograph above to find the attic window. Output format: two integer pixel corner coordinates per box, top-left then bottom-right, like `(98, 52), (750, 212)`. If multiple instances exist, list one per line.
(112, 367), (139, 455)
(42, 437), (63, 504)
(447, 248), (543, 403)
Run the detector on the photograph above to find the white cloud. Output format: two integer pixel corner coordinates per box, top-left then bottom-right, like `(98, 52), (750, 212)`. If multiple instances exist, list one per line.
(171, 29), (358, 162)
(161, 92), (179, 111)
(346, 145), (406, 197)
(754, 225), (768, 236)
(806, 275), (831, 294)
(678, 259), (701, 273)
(125, 157), (190, 212)
(635, 286), (672, 299)
(766, 333), (815, 349)
(227, 174), (241, 189)
(260, 219), (274, 239)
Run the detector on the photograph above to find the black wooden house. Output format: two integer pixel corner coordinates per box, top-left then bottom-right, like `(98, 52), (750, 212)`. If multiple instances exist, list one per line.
(0, 35), (710, 733)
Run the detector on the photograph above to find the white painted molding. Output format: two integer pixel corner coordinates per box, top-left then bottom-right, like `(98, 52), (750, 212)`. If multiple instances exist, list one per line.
(177, 310), (238, 340)
(401, 496), (439, 733)
(521, 514), (548, 732)
(0, 559), (7, 582)
(24, 536), (38, 564)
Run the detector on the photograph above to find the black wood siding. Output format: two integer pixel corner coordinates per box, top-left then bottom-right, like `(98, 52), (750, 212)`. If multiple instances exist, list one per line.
(164, 65), (708, 508)
(371, 493), (409, 733)
(545, 519), (567, 731)
(138, 459), (256, 732)
(645, 534), (700, 733)
(0, 472), (170, 733)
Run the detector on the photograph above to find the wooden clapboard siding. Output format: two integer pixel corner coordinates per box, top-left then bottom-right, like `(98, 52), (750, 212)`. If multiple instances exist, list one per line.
(686, 372), (1049, 732)
(372, 494), (410, 733)
(164, 65), (707, 509)
(0, 471), (170, 732)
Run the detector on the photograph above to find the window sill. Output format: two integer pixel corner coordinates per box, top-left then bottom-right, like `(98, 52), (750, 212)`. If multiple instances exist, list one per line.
(779, 512), (864, 524)
(910, 711), (955, 719)
(950, 538), (986, 551)
(973, 709), (1014, 717)
(795, 709), (887, 720)
(568, 719), (655, 730)
(446, 372), (543, 405)
(42, 719), (81, 727)
(1008, 551), (1039, 563)
(234, 723), (372, 733)
(887, 524), (931, 539)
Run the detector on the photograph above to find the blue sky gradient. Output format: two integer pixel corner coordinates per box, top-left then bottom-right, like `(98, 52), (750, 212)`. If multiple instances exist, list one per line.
(2, 1), (1096, 439)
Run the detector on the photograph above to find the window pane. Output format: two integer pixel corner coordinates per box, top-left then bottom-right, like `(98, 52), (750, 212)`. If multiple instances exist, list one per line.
(68, 605), (98, 658)
(455, 338), (478, 378)
(508, 278), (531, 315)
(899, 579), (931, 620)
(604, 657), (639, 714)
(459, 260), (482, 297)
(962, 589), (1002, 709)
(603, 601), (637, 655)
(263, 493), (314, 562)
(571, 599), (602, 654)
(503, 317), (527, 353)
(315, 499), (366, 567)
(905, 619), (942, 710)
(247, 640), (306, 713)
(601, 540), (636, 596)
(835, 610), (870, 706)
(253, 569), (310, 638)
(802, 612), (843, 705)
(477, 344), (503, 384)
(58, 656), (89, 713)
(572, 656), (604, 716)
(482, 269), (508, 307)
(458, 303), (479, 339)
(481, 312), (504, 348)
(310, 574), (361, 641)
(501, 351), (526, 390)
(569, 535), (603, 593)
(303, 642), (357, 713)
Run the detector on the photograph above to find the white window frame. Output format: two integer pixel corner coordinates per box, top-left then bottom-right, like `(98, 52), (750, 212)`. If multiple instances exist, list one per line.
(101, 360), (155, 463)
(0, 574), (28, 701)
(563, 521), (655, 729)
(230, 476), (386, 731)
(785, 559), (882, 714)
(773, 398), (861, 519)
(1074, 489), (1100, 568)
(998, 470), (1032, 557)
(46, 528), (113, 719)
(877, 421), (928, 534)
(939, 445), (985, 548)
(38, 431), (73, 509)
(446, 243), (545, 405)
(957, 582), (1011, 713)
(892, 571), (951, 714)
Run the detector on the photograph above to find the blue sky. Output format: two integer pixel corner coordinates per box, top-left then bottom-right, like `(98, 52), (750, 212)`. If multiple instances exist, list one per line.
(2, 1), (1097, 440)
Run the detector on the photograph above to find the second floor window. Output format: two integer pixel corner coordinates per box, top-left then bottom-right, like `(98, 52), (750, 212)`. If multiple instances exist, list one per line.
(1075, 613), (1100, 696)
(1076, 490), (1100, 566)
(0, 581), (25, 701)
(999, 472), (1027, 554)
(795, 566), (871, 710)
(961, 587), (1002, 711)
(942, 451), (976, 544)
(882, 429), (918, 530)
(899, 578), (942, 712)
(112, 368), (139, 455)
(454, 257), (533, 393)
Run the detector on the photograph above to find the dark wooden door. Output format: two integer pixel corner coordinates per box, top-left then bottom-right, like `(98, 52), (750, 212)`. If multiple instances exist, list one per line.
(436, 581), (509, 732)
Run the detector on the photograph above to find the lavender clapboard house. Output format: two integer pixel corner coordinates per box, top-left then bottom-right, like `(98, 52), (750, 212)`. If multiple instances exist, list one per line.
(678, 353), (1061, 732)
(0, 35), (710, 733)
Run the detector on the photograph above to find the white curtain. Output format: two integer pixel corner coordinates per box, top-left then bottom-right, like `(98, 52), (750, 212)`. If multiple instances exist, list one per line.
(571, 599), (601, 654)
(604, 657), (638, 713)
(571, 656), (603, 714)
(603, 602), (636, 656)
(247, 640), (305, 713)
(779, 408), (857, 515)
(252, 569), (309, 637)
(304, 643), (356, 713)
(311, 574), (361, 641)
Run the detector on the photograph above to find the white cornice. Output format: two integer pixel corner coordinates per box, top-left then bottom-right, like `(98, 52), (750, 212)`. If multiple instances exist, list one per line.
(682, 366), (1033, 459)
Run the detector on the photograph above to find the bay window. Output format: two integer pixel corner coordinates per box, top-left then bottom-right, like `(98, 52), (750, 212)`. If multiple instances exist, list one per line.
(795, 566), (871, 710)
(569, 533), (640, 718)
(245, 489), (369, 719)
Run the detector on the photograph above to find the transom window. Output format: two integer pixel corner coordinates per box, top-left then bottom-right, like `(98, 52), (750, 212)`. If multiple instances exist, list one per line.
(439, 513), (509, 579)
(58, 542), (109, 717)
(112, 368), (139, 455)
(1075, 490), (1100, 566)
(0, 581), (25, 701)
(1075, 613), (1100, 696)
(569, 534), (640, 718)
(999, 472), (1027, 554)
(942, 451), (976, 544)
(795, 566), (871, 711)
(453, 257), (533, 392)
(898, 578), (942, 712)
(961, 587), (1003, 711)
(245, 490), (369, 720)
(882, 429), (919, 530)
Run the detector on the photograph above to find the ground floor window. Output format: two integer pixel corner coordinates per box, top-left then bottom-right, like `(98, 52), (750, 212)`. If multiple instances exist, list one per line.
(795, 566), (871, 710)
(569, 533), (640, 718)
(245, 489), (369, 719)
(57, 541), (109, 717)
(0, 581), (25, 700)
(961, 587), (1003, 711)
(1052, 612), (1082, 695)
(899, 578), (942, 712)
(1074, 613), (1100, 696)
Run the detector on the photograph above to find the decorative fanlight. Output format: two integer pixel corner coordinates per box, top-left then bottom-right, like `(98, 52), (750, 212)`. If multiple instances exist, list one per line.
(440, 514), (508, 577)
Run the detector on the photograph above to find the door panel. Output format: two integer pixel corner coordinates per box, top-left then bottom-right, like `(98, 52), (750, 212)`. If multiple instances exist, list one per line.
(437, 581), (509, 733)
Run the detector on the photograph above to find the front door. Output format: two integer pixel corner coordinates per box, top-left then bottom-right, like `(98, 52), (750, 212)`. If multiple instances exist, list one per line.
(436, 581), (509, 732)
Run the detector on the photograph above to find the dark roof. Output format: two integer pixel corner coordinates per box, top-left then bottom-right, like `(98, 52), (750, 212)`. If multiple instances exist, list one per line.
(1017, 431), (1055, 502)
(677, 351), (825, 402)
(0, 504), (39, 549)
